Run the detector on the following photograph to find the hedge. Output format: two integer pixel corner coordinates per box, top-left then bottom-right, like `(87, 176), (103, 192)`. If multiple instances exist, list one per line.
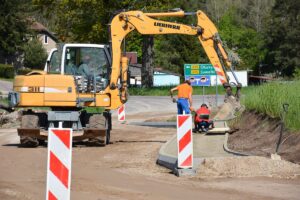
(0, 64), (14, 78)
(17, 68), (32, 75)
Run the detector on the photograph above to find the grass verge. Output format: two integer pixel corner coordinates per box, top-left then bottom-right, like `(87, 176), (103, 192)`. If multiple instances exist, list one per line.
(242, 81), (300, 131)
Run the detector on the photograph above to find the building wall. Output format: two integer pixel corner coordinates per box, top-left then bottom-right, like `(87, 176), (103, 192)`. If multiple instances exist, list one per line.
(153, 73), (180, 86)
(37, 34), (57, 55)
(210, 70), (248, 87)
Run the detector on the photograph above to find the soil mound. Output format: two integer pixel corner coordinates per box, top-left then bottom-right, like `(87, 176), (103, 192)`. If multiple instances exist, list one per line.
(228, 111), (300, 164)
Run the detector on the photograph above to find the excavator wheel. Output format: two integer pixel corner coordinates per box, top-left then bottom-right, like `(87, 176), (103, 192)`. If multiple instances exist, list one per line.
(20, 115), (39, 147)
(88, 114), (108, 146)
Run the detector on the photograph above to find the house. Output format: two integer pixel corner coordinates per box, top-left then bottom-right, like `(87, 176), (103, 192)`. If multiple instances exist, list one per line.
(153, 68), (180, 86)
(126, 52), (180, 87)
(30, 21), (58, 55)
(210, 70), (249, 86)
(129, 64), (142, 86)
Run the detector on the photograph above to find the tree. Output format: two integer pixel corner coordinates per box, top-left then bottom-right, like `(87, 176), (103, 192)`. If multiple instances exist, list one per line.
(0, 0), (31, 67)
(33, 0), (170, 87)
(142, 36), (154, 87)
(218, 9), (266, 70)
(32, 0), (112, 43)
(154, 0), (208, 75)
(264, 0), (300, 77)
(23, 38), (47, 69)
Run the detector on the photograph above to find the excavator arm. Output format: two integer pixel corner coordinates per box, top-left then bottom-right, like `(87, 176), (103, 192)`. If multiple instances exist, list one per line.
(109, 10), (241, 103)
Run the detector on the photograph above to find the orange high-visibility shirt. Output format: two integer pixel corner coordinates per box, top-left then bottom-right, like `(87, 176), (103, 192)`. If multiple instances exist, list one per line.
(177, 83), (193, 99)
(195, 107), (210, 122)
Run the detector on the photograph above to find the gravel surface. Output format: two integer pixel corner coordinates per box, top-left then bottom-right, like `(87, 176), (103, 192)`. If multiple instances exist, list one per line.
(0, 96), (300, 199)
(197, 156), (300, 179)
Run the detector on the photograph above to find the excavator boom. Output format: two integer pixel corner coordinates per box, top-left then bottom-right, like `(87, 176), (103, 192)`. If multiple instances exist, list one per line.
(109, 10), (241, 102)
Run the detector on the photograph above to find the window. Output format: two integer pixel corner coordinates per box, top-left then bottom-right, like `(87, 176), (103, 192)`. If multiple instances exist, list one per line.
(48, 51), (60, 74)
(44, 35), (48, 44)
(63, 47), (110, 92)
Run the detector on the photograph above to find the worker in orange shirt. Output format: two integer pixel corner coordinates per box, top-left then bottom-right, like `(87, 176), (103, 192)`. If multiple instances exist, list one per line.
(170, 78), (194, 114)
(194, 103), (214, 132)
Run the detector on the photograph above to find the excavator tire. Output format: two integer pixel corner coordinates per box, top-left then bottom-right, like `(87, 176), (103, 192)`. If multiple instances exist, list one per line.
(88, 114), (107, 146)
(20, 115), (39, 147)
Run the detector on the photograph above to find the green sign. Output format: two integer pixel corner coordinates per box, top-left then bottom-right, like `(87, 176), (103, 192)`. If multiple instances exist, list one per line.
(184, 64), (216, 76)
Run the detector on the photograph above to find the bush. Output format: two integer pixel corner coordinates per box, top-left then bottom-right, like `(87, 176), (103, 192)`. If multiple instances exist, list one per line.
(0, 64), (15, 78)
(17, 68), (32, 75)
(23, 38), (47, 69)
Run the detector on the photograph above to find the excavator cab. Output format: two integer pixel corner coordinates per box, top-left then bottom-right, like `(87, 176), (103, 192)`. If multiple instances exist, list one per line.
(45, 44), (111, 93)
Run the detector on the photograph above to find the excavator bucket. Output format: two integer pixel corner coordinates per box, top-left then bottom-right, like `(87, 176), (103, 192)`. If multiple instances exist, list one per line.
(213, 96), (244, 121)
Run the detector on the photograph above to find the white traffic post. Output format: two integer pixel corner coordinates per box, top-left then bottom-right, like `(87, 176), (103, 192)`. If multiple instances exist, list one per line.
(46, 128), (73, 200)
(177, 114), (193, 169)
(118, 104), (125, 122)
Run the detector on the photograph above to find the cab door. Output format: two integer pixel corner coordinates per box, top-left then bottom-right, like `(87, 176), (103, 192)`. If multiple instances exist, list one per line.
(43, 48), (77, 106)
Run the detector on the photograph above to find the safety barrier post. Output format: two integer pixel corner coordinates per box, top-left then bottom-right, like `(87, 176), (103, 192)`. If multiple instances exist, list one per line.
(118, 104), (126, 122)
(46, 128), (73, 200)
(177, 114), (193, 169)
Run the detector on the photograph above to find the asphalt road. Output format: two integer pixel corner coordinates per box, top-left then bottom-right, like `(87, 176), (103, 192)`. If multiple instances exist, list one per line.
(113, 95), (224, 116)
(0, 80), (12, 95)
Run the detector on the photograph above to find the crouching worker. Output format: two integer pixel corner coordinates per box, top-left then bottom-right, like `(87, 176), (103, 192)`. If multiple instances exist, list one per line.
(193, 104), (214, 133)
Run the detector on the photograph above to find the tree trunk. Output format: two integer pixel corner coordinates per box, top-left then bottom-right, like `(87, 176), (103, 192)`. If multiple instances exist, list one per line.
(142, 35), (154, 87)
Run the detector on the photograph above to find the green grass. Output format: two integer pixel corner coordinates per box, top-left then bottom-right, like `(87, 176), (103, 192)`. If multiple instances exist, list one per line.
(242, 81), (300, 131)
(0, 78), (14, 82)
(128, 85), (226, 96)
(0, 97), (8, 105)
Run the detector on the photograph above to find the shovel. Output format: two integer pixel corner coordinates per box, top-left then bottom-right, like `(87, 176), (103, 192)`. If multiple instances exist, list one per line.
(271, 103), (289, 160)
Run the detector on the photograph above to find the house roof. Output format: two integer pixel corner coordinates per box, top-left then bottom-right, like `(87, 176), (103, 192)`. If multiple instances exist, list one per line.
(154, 67), (180, 76)
(30, 21), (59, 42)
(129, 64), (142, 77)
(129, 65), (181, 77)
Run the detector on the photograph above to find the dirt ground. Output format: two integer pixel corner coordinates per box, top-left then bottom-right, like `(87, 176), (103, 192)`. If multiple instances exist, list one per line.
(228, 111), (300, 164)
(0, 111), (300, 200)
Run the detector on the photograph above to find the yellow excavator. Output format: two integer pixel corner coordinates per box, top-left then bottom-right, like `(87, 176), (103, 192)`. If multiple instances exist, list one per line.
(8, 9), (241, 147)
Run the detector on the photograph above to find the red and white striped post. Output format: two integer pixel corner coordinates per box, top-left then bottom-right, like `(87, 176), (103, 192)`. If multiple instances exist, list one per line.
(46, 128), (73, 200)
(118, 104), (125, 121)
(214, 64), (226, 84)
(177, 114), (193, 169)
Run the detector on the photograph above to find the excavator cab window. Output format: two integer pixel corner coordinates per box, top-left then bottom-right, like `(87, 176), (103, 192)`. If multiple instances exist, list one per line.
(63, 46), (110, 93)
(48, 50), (60, 74)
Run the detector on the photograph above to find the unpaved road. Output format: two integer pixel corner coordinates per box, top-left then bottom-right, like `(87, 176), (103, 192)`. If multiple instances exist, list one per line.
(1, 97), (300, 200)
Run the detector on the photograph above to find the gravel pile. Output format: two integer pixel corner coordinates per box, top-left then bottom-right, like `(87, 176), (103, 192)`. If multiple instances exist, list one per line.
(197, 156), (300, 179)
